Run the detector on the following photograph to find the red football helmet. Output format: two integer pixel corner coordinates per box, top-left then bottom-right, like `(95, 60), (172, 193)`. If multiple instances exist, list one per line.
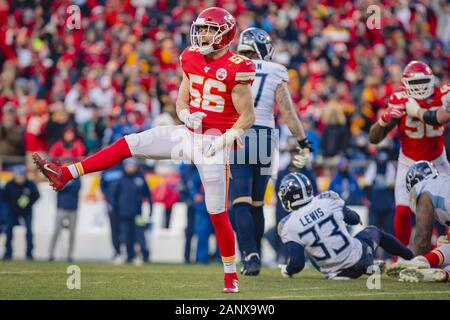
(190, 7), (236, 55)
(401, 61), (435, 100)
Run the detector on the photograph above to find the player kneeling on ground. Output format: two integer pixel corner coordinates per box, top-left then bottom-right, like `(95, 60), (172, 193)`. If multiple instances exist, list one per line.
(386, 161), (450, 283)
(277, 173), (414, 279)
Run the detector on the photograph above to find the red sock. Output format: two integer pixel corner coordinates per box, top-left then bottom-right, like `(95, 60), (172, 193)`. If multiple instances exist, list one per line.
(63, 138), (132, 179)
(210, 211), (236, 273)
(394, 205), (412, 246)
(424, 249), (445, 267)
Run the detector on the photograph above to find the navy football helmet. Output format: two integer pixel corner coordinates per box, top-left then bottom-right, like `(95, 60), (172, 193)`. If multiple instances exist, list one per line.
(278, 173), (314, 212)
(405, 161), (439, 192)
(237, 27), (275, 61)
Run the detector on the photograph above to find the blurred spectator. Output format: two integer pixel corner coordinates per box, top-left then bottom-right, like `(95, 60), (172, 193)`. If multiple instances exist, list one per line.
(320, 101), (350, 164)
(178, 162), (197, 263)
(0, 185), (5, 236)
(79, 106), (106, 154)
(363, 150), (396, 259)
(0, 105), (24, 165)
(48, 164), (81, 263)
(46, 107), (76, 148)
(49, 126), (86, 163)
(329, 158), (365, 206)
(3, 166), (40, 260)
(301, 116), (321, 159)
(88, 76), (115, 117)
(0, 0), (448, 174)
(24, 100), (48, 170)
(100, 164), (123, 261)
(107, 112), (140, 145)
(190, 165), (215, 264)
(152, 167), (180, 229)
(112, 158), (152, 264)
(346, 131), (370, 176)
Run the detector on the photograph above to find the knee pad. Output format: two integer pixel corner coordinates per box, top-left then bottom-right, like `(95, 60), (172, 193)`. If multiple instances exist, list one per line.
(233, 202), (252, 212)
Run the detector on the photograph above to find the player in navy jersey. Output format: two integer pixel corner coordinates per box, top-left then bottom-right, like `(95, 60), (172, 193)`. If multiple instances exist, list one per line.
(229, 28), (312, 276)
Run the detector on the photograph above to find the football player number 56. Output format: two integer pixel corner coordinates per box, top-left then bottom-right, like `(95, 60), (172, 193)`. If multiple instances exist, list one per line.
(189, 74), (226, 113)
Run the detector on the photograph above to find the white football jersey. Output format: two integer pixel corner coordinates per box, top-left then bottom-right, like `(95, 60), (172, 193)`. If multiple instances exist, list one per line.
(409, 175), (450, 227)
(251, 60), (289, 128)
(278, 191), (363, 278)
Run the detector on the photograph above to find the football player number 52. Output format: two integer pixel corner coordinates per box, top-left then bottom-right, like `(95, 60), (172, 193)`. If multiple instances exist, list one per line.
(189, 74), (226, 113)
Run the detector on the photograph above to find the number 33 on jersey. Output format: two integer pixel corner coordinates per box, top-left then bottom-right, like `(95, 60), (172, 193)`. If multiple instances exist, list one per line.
(180, 46), (255, 134)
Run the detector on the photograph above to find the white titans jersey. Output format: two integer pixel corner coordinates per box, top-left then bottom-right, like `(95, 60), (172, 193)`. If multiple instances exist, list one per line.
(252, 60), (289, 128)
(278, 191), (363, 278)
(409, 175), (450, 227)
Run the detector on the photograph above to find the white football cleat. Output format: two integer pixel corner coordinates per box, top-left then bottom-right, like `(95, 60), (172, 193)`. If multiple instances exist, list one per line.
(399, 268), (447, 283)
(113, 254), (125, 265)
(133, 256), (143, 267)
(386, 256), (430, 278)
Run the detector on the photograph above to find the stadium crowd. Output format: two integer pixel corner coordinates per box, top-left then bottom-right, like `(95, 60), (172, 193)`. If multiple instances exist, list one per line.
(0, 0), (449, 262)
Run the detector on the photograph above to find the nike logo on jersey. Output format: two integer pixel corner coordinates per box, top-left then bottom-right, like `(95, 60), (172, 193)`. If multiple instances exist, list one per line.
(43, 164), (59, 175)
(204, 67), (210, 73)
(246, 61), (253, 65)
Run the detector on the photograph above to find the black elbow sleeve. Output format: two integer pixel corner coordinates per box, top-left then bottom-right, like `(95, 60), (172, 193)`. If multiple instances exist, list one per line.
(422, 110), (441, 126)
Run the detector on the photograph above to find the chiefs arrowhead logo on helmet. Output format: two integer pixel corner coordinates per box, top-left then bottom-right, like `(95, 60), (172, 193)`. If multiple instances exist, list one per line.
(402, 61), (435, 100)
(190, 7), (237, 55)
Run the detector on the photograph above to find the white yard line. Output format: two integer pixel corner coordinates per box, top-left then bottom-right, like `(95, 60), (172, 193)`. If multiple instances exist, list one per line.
(0, 271), (56, 274)
(285, 287), (326, 291)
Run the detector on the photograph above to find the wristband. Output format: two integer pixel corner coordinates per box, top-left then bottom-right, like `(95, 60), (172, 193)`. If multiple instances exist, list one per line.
(298, 138), (313, 151)
(423, 110), (441, 126)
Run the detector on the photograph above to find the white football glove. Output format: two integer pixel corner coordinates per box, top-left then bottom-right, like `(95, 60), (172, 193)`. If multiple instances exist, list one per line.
(278, 264), (292, 278)
(203, 128), (243, 158)
(178, 109), (207, 130)
(292, 147), (310, 168)
(405, 98), (421, 118)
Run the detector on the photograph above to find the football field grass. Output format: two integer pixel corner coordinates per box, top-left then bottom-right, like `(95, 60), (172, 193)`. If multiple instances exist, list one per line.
(0, 261), (449, 300)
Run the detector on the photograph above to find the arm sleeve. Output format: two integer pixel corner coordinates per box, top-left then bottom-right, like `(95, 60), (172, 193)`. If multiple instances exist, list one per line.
(422, 110), (441, 126)
(343, 206), (361, 225)
(285, 241), (306, 275)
